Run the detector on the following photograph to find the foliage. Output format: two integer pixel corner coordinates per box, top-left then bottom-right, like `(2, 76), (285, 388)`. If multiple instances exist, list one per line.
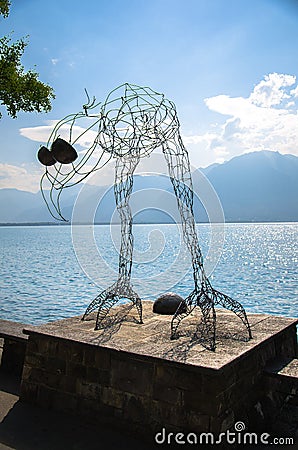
(0, 0), (55, 119)
(0, 0), (10, 18)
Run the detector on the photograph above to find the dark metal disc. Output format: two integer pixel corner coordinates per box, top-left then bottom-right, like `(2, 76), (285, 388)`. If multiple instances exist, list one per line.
(51, 138), (78, 164)
(153, 292), (187, 315)
(37, 146), (56, 166)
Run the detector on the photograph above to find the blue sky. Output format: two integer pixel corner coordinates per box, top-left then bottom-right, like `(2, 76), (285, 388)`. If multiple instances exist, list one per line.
(1, 0), (298, 192)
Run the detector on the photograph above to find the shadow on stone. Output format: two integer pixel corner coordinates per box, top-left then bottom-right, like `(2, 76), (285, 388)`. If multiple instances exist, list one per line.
(0, 398), (154, 450)
(0, 370), (20, 396)
(162, 312), (250, 363)
(89, 303), (139, 345)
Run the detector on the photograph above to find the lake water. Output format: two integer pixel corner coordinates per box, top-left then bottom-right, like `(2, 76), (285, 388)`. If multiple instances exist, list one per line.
(0, 223), (297, 324)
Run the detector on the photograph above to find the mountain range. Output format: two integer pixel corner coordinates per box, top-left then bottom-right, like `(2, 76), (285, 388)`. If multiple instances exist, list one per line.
(0, 150), (297, 224)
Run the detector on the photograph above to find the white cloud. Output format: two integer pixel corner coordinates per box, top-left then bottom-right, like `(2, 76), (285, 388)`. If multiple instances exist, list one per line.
(0, 163), (43, 193)
(249, 73), (295, 107)
(182, 132), (218, 145)
(185, 73), (298, 165)
(291, 85), (298, 97)
(20, 121), (56, 143)
(20, 120), (98, 148)
(0, 159), (117, 194)
(51, 58), (59, 65)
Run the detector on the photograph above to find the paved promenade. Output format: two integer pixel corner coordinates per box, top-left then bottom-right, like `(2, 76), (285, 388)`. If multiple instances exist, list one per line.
(0, 371), (153, 450)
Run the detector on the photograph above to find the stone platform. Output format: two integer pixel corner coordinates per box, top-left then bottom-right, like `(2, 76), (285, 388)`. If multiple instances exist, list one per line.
(20, 302), (297, 440)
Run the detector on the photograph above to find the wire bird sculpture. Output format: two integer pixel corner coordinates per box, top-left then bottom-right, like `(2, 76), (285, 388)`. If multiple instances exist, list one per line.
(38, 83), (252, 351)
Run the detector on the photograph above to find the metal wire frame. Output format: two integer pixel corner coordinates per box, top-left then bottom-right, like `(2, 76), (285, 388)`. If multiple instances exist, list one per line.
(39, 83), (252, 350)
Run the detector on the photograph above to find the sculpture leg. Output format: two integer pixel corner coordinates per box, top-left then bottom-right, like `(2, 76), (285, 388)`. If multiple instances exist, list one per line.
(162, 134), (251, 349)
(162, 135), (216, 350)
(82, 154), (143, 328)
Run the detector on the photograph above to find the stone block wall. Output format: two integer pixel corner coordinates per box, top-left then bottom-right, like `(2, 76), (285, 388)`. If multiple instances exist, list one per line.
(263, 370), (298, 437)
(1, 338), (27, 377)
(20, 323), (297, 439)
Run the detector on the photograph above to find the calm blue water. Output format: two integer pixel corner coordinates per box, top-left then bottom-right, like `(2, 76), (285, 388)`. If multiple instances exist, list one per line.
(0, 223), (297, 324)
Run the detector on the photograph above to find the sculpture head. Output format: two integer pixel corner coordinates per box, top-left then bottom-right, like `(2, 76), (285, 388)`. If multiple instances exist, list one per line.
(37, 83), (179, 220)
(37, 105), (109, 221)
(38, 138), (78, 167)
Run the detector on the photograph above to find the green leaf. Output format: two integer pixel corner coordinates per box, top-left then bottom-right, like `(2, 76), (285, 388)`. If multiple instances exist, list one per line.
(0, 3), (55, 119)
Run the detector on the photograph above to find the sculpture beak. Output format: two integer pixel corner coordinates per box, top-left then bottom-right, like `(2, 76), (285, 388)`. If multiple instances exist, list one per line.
(51, 138), (78, 164)
(37, 138), (78, 167)
(37, 146), (56, 166)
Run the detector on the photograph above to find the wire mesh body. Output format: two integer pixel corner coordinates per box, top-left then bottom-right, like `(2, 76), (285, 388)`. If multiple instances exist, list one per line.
(39, 83), (252, 350)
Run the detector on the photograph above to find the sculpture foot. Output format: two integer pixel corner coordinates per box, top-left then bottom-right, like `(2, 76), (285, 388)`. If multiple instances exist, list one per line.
(170, 282), (252, 350)
(170, 287), (216, 350)
(82, 279), (143, 329)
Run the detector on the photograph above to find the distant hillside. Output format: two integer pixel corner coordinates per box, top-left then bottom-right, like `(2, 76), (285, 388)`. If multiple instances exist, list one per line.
(201, 151), (298, 222)
(0, 187), (80, 223)
(0, 151), (297, 223)
(0, 189), (50, 223)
